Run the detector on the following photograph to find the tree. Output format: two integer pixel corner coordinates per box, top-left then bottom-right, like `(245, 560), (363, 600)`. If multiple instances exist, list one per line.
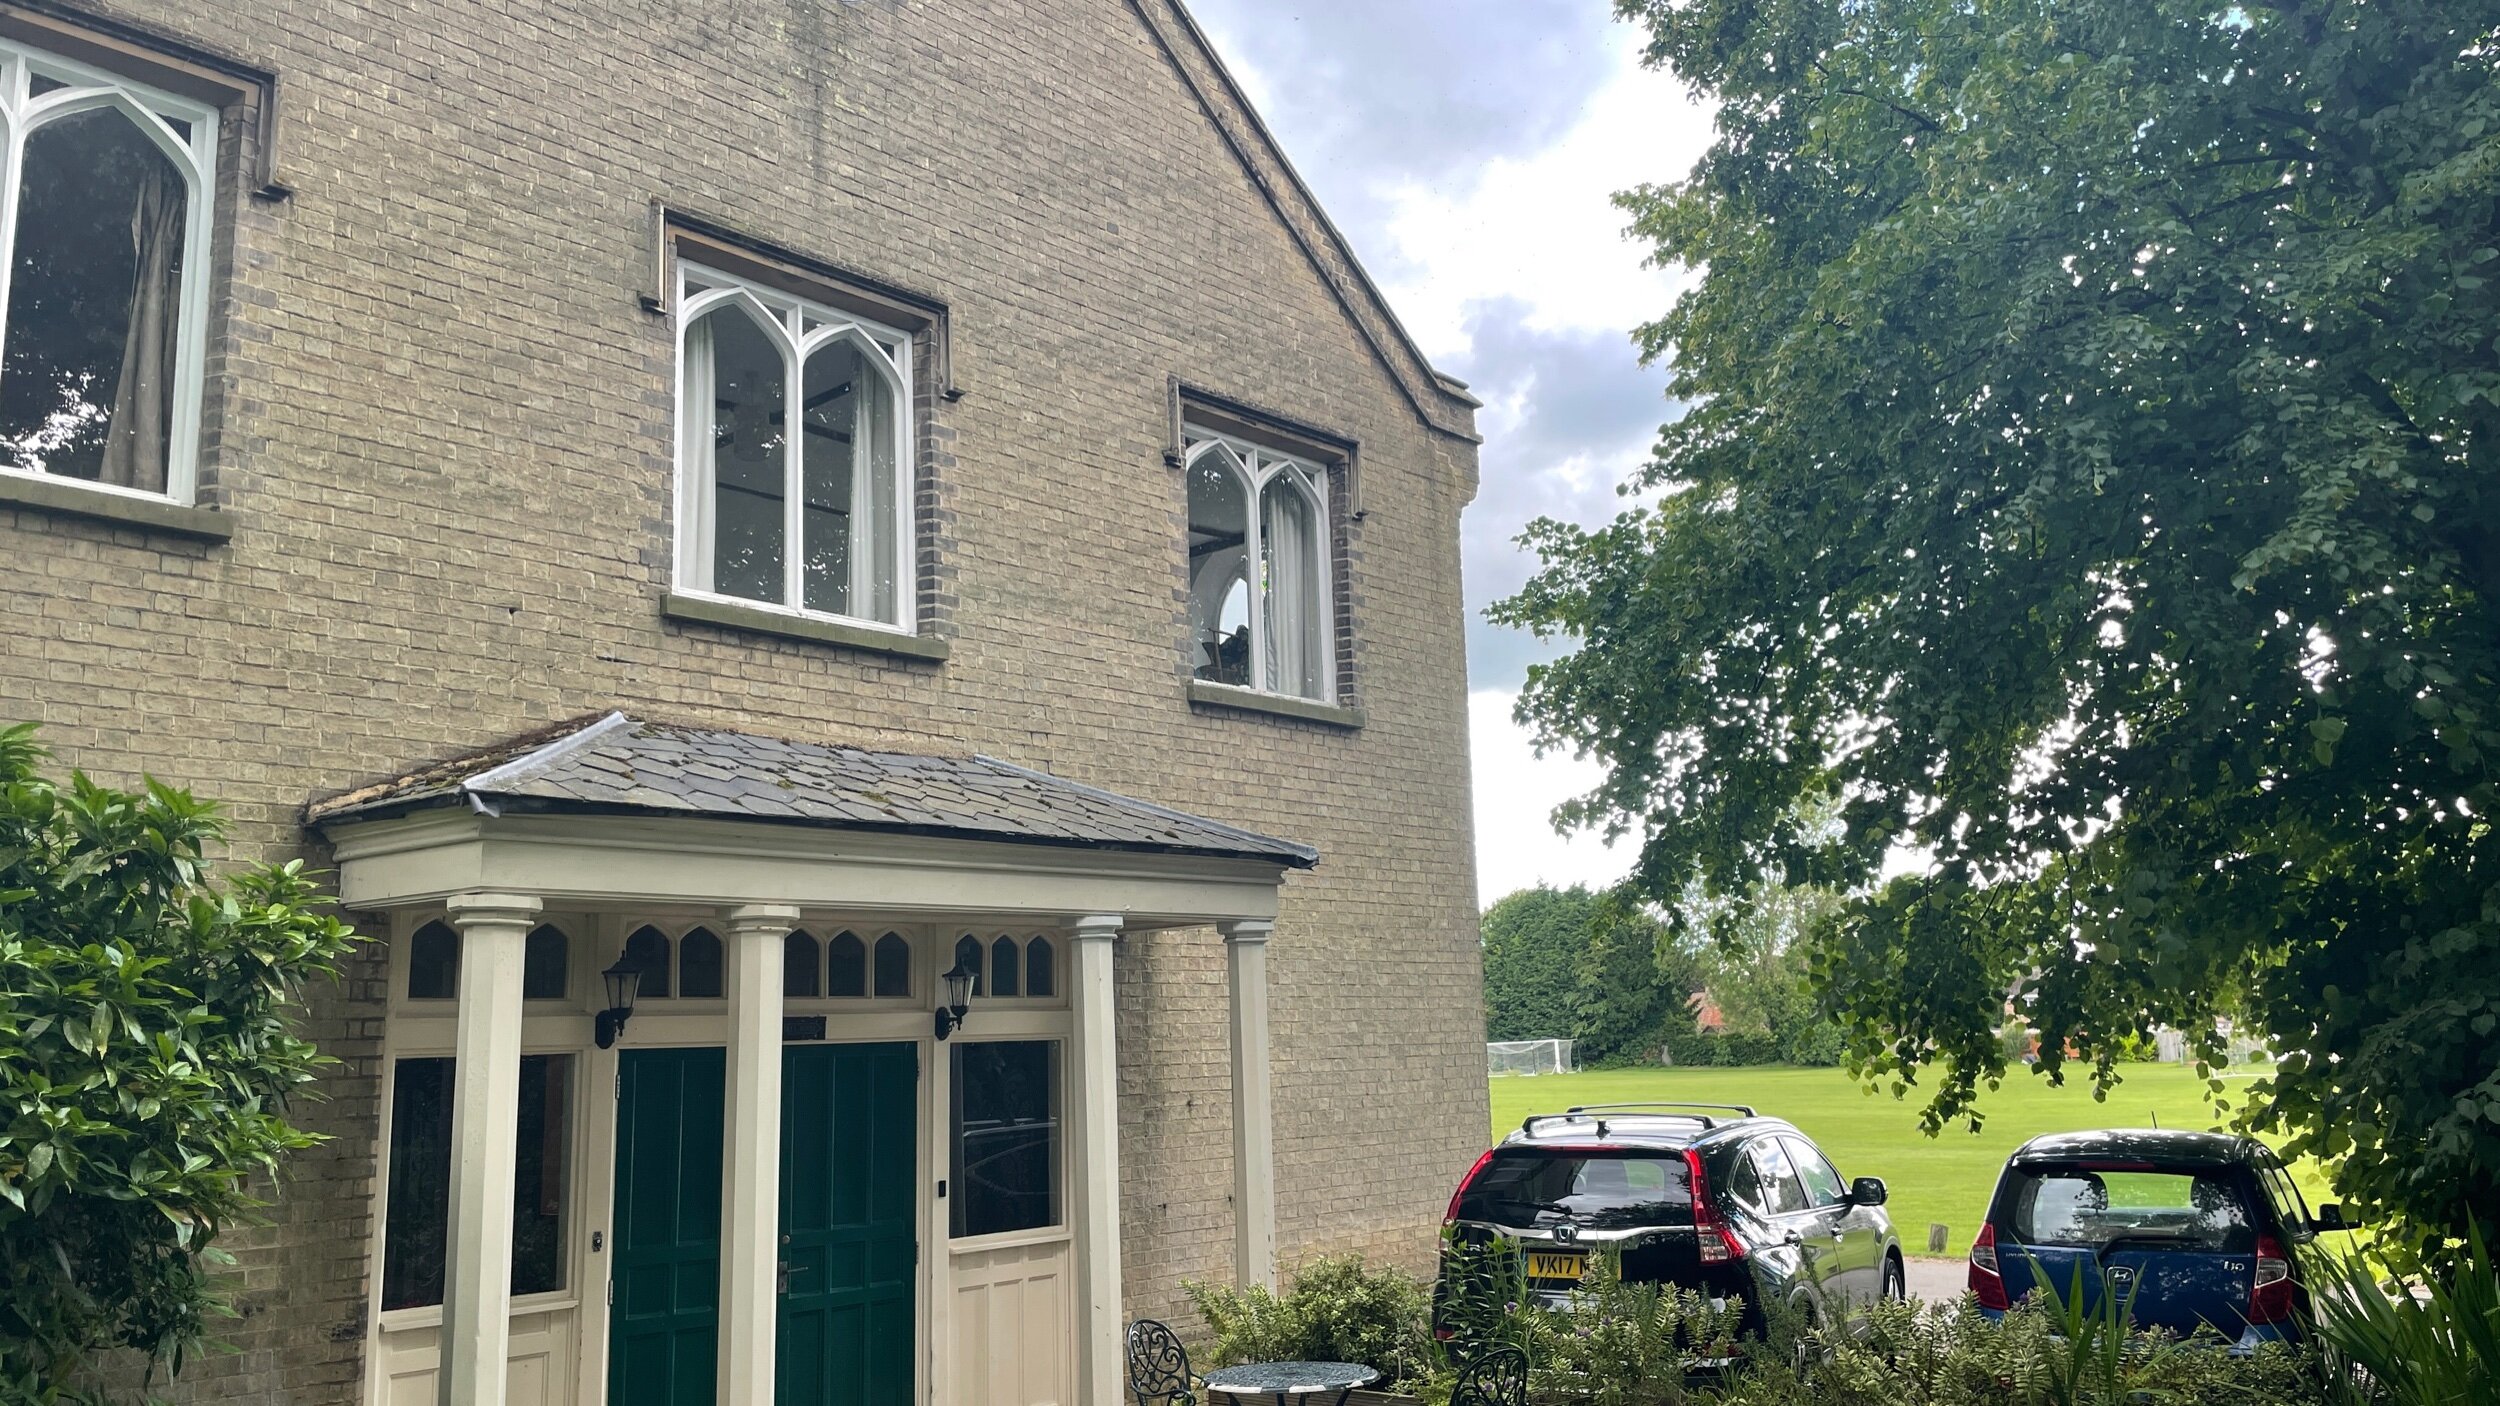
(1496, 0), (2500, 1244)
(1481, 885), (1594, 1042)
(1571, 890), (1684, 1064)
(0, 725), (357, 1397)
(1480, 885), (1693, 1063)
(1681, 881), (1851, 1067)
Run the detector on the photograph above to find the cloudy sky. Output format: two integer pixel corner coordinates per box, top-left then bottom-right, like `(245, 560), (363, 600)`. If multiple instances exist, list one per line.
(1185, 1), (1719, 906)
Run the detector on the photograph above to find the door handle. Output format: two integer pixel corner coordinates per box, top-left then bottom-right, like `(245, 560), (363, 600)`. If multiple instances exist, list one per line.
(776, 1260), (812, 1295)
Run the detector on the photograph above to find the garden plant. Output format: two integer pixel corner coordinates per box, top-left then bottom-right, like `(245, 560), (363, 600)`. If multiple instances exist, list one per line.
(0, 725), (357, 1400)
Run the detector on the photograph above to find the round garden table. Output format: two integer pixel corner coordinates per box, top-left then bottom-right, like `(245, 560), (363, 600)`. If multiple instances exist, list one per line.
(1204, 1361), (1383, 1406)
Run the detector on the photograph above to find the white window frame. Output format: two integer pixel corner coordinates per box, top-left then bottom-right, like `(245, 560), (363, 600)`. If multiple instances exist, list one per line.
(0, 38), (218, 505)
(673, 260), (917, 633)
(1184, 426), (1336, 702)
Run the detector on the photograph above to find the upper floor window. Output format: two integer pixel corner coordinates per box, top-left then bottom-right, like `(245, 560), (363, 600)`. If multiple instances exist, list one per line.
(675, 262), (912, 630)
(1186, 430), (1333, 701)
(0, 40), (216, 502)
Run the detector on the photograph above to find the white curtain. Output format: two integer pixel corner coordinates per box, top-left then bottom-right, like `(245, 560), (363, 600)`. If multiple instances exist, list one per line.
(851, 361), (899, 623)
(680, 315), (717, 585)
(1262, 478), (1321, 698)
(98, 163), (183, 492)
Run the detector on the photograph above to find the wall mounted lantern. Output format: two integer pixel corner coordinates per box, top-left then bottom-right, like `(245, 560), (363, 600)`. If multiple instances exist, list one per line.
(595, 955), (644, 1049)
(935, 956), (977, 1040)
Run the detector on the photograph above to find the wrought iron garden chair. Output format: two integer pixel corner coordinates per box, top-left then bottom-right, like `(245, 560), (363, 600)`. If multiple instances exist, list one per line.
(1450, 1344), (1529, 1406)
(1126, 1318), (1198, 1406)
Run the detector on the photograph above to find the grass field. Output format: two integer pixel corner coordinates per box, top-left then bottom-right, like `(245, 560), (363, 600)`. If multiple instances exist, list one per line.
(1486, 1064), (2333, 1259)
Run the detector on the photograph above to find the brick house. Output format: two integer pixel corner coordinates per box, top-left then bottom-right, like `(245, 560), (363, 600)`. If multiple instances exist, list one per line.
(0, 1), (1488, 1404)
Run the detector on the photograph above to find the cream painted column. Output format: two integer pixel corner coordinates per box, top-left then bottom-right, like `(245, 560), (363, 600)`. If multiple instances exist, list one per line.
(1221, 919), (1277, 1290)
(438, 892), (541, 1406)
(719, 903), (798, 1406)
(1068, 915), (1125, 1406)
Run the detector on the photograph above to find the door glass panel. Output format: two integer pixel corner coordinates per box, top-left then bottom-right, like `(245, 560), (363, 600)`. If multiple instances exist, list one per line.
(512, 1055), (572, 1293)
(951, 1041), (1061, 1238)
(380, 1054), (575, 1309)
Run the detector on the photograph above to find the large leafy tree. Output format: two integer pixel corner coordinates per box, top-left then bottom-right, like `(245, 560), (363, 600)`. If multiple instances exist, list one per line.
(1497, 0), (2500, 1242)
(1482, 886), (1595, 1042)
(0, 725), (356, 1397)
(1480, 885), (1692, 1063)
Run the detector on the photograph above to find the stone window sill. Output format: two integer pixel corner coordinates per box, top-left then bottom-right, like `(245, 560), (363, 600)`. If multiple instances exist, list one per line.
(663, 591), (950, 662)
(1187, 679), (1364, 730)
(0, 473), (231, 541)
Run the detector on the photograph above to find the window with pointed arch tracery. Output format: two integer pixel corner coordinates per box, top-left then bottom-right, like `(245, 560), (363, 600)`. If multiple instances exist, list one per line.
(0, 40), (217, 502)
(675, 262), (913, 630)
(1185, 430), (1333, 701)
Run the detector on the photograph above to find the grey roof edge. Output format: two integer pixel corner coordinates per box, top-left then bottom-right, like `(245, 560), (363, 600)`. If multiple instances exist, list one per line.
(461, 710), (634, 795)
(972, 754), (1320, 867)
(305, 717), (1320, 870)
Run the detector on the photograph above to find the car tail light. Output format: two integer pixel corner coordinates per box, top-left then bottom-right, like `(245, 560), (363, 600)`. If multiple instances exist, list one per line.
(1969, 1223), (2011, 1311)
(1684, 1149), (1747, 1264)
(2250, 1233), (2294, 1324)
(1445, 1149), (1496, 1224)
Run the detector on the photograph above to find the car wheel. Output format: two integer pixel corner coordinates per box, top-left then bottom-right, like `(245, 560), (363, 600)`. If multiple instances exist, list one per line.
(1882, 1255), (1906, 1303)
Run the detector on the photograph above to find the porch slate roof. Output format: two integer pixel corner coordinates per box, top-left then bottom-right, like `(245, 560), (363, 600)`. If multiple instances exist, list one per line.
(305, 712), (1319, 868)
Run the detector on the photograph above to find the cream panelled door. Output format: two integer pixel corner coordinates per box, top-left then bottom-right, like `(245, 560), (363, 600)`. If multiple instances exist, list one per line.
(945, 1035), (1073, 1406)
(376, 1307), (578, 1406)
(950, 1236), (1073, 1406)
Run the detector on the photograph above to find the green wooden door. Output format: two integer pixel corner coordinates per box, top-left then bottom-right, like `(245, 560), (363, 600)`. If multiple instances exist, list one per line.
(610, 1047), (727, 1406)
(777, 1042), (917, 1406)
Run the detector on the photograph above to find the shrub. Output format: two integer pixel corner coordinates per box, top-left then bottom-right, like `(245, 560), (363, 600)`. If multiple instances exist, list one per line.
(1704, 1291), (2326, 1406)
(1186, 1253), (1437, 1390)
(0, 725), (357, 1400)
(2311, 1227), (2500, 1405)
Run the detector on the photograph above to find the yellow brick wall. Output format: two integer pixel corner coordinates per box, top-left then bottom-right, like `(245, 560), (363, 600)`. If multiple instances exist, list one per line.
(1, 1), (1490, 1396)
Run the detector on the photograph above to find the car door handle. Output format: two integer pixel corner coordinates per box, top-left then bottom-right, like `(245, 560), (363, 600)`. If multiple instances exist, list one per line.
(1781, 1231), (1804, 1247)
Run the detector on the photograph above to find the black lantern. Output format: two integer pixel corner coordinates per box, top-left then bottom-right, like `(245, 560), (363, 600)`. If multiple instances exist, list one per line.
(935, 956), (977, 1040)
(595, 954), (644, 1049)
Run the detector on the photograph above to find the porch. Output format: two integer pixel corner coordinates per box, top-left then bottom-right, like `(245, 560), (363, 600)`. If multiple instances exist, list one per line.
(309, 714), (1315, 1406)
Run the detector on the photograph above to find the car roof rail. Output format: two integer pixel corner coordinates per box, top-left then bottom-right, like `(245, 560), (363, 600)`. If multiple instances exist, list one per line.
(1567, 1102), (1759, 1120)
(1516, 1102), (1757, 1138)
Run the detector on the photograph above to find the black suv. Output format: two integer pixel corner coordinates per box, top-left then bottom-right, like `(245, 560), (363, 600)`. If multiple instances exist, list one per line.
(1438, 1104), (1904, 1334)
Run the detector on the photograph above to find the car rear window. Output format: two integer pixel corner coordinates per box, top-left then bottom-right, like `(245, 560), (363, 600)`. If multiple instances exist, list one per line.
(1456, 1149), (1694, 1228)
(2007, 1166), (2255, 1252)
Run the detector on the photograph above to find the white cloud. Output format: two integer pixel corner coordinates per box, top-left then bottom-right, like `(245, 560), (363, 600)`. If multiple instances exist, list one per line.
(1376, 38), (1714, 361)
(1470, 689), (1633, 906)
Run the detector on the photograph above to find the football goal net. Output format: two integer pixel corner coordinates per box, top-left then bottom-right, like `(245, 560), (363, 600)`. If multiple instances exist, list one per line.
(1487, 1039), (1576, 1077)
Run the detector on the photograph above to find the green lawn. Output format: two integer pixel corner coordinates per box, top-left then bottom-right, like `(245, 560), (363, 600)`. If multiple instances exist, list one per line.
(1487, 1064), (2333, 1259)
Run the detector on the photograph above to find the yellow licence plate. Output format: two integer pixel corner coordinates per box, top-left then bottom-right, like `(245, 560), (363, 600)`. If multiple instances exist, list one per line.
(1526, 1251), (1587, 1281)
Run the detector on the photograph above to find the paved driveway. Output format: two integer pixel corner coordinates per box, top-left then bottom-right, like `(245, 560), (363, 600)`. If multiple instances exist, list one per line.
(1905, 1257), (1966, 1305)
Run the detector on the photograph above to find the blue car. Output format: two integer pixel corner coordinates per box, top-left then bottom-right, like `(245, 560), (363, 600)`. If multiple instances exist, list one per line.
(1967, 1130), (2353, 1350)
